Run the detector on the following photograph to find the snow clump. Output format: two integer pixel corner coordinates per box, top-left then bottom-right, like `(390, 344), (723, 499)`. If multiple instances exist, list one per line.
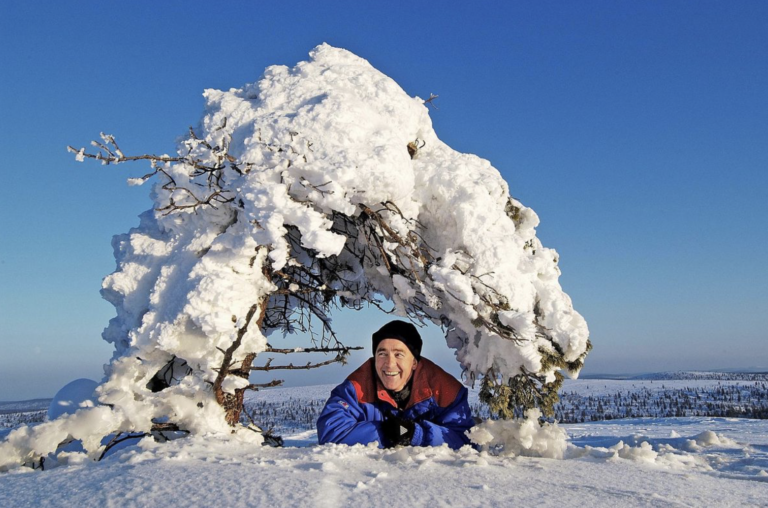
(468, 408), (569, 459)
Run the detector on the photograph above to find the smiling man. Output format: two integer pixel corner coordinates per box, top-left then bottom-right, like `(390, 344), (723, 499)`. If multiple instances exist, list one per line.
(317, 320), (474, 449)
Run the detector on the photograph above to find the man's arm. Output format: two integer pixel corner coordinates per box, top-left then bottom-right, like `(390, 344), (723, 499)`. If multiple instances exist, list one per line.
(316, 381), (386, 447)
(410, 386), (474, 449)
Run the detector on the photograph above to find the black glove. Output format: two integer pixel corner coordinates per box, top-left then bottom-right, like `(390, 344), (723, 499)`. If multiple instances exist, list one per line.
(381, 414), (415, 447)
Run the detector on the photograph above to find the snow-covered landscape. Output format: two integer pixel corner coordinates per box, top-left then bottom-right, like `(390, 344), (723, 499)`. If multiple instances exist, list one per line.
(1, 374), (767, 507)
(3, 4), (767, 506)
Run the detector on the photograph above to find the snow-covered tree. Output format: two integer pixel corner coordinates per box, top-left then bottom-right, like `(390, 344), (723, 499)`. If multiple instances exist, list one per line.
(0, 44), (589, 470)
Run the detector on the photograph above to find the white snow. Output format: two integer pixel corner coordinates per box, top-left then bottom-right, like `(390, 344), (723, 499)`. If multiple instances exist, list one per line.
(46, 379), (99, 421)
(468, 408), (569, 459)
(1, 383), (766, 507)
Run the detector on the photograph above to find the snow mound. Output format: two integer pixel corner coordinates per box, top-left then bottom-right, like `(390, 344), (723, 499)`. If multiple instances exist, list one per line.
(468, 409), (568, 459)
(47, 379), (98, 420)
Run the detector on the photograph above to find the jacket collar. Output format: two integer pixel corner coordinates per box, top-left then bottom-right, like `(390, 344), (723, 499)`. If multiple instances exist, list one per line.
(347, 357), (450, 409)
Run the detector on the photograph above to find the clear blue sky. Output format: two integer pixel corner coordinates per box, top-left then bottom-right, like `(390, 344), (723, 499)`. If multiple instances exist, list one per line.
(1, 1), (766, 401)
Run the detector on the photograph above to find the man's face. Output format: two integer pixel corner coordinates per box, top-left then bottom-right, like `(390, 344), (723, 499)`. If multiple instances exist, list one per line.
(375, 338), (418, 392)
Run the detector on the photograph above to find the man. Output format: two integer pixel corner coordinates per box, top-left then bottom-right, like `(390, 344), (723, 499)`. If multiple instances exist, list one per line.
(317, 320), (474, 449)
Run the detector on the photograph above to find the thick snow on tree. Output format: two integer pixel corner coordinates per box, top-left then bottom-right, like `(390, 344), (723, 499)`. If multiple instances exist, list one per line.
(0, 44), (589, 470)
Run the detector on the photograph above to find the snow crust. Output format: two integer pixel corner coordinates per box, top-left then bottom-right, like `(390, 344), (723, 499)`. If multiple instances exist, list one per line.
(1, 44), (589, 468)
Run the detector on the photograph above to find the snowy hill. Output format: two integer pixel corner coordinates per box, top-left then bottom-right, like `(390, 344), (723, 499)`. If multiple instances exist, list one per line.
(630, 371), (768, 381)
(0, 399), (51, 413)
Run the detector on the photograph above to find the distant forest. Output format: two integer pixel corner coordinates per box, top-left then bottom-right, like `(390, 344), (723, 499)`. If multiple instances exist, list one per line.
(2, 373), (766, 434)
(540, 381), (768, 423)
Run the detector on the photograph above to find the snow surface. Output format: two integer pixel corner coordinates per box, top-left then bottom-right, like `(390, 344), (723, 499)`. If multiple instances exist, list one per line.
(1, 382), (767, 507)
(5, 376), (765, 506)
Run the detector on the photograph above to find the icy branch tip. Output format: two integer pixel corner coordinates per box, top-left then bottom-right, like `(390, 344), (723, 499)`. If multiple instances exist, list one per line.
(66, 146), (86, 162)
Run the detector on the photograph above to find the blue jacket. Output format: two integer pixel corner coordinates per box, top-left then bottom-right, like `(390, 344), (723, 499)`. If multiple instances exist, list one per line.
(317, 357), (473, 449)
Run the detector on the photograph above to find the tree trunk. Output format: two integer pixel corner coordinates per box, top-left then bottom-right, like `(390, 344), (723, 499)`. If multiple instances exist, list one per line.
(222, 352), (258, 426)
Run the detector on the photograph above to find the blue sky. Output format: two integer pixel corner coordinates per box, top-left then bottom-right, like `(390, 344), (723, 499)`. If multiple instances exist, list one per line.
(1, 1), (766, 401)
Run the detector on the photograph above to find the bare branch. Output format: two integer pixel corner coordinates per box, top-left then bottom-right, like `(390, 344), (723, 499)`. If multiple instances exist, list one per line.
(98, 432), (148, 461)
(264, 345), (363, 354)
(245, 379), (284, 390)
(247, 356), (346, 371)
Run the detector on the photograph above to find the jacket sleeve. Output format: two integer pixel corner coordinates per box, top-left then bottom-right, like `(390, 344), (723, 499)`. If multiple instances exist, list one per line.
(410, 386), (473, 450)
(316, 380), (386, 447)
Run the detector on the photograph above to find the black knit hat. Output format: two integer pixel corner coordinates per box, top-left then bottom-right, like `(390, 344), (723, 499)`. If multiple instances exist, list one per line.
(372, 320), (422, 360)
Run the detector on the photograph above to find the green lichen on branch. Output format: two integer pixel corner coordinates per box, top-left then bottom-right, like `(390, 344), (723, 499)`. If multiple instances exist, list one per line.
(480, 370), (564, 419)
(479, 339), (592, 419)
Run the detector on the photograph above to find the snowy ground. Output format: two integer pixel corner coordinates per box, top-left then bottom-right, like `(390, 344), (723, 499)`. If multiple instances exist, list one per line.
(1, 383), (767, 507)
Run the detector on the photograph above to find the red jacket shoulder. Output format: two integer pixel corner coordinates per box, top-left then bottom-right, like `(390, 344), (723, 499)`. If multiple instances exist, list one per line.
(346, 357), (463, 408)
(410, 358), (463, 408)
(346, 358), (378, 405)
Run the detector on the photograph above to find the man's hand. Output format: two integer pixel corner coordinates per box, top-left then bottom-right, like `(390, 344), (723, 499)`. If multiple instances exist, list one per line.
(381, 414), (415, 447)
